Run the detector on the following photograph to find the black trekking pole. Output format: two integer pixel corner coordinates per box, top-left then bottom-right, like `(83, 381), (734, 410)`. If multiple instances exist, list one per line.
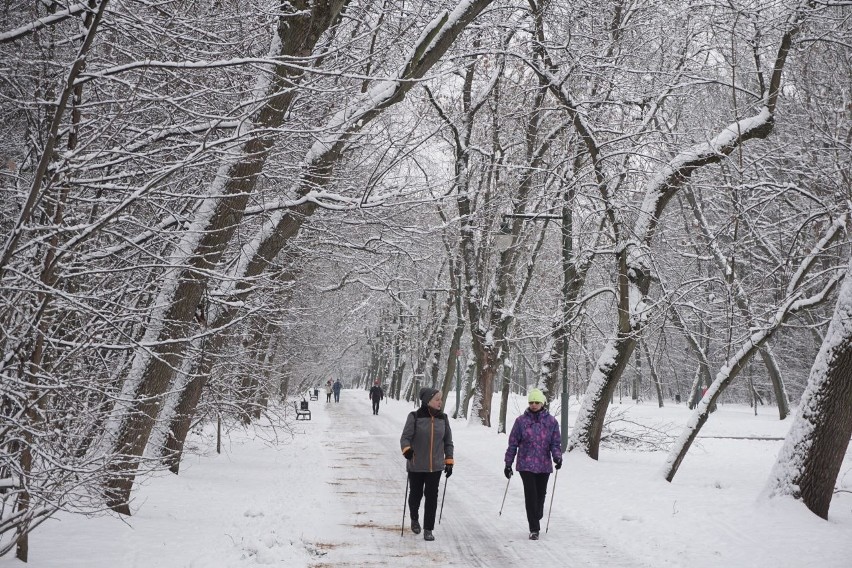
(545, 469), (559, 533)
(401, 475), (409, 537)
(498, 476), (511, 516)
(438, 477), (448, 524)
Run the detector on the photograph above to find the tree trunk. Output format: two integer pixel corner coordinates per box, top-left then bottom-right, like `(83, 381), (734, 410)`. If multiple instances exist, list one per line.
(458, 358), (476, 420)
(758, 345), (789, 419)
(498, 355), (512, 433)
(471, 342), (499, 427)
(569, 330), (637, 459)
(162, 347), (212, 474)
(440, 288), (466, 405)
(105, 2), (347, 514)
(641, 340), (664, 408)
(765, 257), (852, 519)
(632, 347), (641, 401)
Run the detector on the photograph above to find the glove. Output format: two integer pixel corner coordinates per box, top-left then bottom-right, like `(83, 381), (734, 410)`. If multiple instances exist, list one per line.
(554, 458), (562, 470)
(444, 464), (453, 478)
(403, 448), (413, 460)
(504, 465), (513, 479)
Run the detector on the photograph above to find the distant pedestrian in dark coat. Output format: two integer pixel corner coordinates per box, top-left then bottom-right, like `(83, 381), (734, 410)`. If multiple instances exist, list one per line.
(332, 379), (342, 402)
(369, 380), (384, 415)
(504, 388), (562, 540)
(400, 387), (454, 542)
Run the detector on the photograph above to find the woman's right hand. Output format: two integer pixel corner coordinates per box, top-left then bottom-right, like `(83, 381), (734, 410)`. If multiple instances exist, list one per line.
(504, 465), (513, 479)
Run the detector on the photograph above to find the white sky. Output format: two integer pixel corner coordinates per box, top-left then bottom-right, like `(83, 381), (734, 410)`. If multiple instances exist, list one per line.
(5, 391), (851, 567)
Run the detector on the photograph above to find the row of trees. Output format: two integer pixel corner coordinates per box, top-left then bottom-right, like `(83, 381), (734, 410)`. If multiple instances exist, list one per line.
(1, 0), (849, 561)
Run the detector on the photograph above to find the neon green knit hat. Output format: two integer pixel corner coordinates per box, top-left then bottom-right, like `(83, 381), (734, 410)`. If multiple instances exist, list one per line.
(528, 388), (546, 404)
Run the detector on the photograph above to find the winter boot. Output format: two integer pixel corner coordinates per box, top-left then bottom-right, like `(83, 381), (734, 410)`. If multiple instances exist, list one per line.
(529, 531), (539, 540)
(410, 518), (421, 534)
(423, 530), (434, 541)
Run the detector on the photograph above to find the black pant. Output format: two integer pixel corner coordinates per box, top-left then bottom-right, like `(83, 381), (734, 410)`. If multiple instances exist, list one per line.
(372, 399), (380, 414)
(326, 393), (331, 402)
(408, 471), (442, 530)
(519, 471), (550, 532)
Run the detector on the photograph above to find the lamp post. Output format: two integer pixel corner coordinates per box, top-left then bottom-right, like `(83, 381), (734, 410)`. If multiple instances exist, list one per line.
(455, 350), (462, 416)
(561, 327), (569, 451)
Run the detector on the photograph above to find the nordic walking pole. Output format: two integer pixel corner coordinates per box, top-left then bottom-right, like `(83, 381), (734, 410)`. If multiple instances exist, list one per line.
(498, 476), (511, 516)
(545, 468), (559, 533)
(401, 475), (409, 537)
(438, 477), (448, 524)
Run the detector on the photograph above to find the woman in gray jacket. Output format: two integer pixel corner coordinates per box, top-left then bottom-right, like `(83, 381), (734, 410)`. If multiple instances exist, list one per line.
(400, 387), (454, 541)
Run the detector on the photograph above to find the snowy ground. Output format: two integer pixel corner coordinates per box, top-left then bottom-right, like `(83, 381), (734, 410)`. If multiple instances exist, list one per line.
(3, 391), (851, 567)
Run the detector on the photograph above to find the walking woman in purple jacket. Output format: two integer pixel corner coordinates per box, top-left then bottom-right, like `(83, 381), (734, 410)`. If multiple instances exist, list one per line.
(504, 388), (562, 540)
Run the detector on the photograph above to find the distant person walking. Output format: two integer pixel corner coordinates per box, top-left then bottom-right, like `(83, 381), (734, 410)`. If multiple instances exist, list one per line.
(503, 388), (562, 541)
(332, 379), (342, 403)
(400, 388), (454, 542)
(369, 380), (384, 415)
(325, 380), (333, 403)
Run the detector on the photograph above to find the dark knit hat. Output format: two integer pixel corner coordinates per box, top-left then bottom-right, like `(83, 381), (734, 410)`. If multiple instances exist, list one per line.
(419, 387), (440, 406)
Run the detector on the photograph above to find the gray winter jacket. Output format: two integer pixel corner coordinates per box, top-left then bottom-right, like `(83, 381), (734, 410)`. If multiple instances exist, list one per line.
(400, 406), (454, 473)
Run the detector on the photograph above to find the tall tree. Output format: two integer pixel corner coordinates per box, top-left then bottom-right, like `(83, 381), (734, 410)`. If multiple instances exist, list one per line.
(564, 0), (819, 458)
(105, 1), (349, 514)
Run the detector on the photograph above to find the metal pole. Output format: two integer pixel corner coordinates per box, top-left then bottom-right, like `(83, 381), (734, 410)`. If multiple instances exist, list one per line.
(561, 345), (569, 451)
(438, 477), (448, 524)
(401, 475), (409, 536)
(545, 469), (559, 533)
(455, 354), (461, 417)
(498, 476), (511, 515)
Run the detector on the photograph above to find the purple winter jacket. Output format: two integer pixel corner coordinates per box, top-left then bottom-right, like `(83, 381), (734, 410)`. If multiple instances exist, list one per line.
(504, 408), (562, 473)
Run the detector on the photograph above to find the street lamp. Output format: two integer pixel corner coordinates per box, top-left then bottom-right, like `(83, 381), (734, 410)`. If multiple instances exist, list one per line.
(415, 292), (429, 311)
(494, 219), (513, 253)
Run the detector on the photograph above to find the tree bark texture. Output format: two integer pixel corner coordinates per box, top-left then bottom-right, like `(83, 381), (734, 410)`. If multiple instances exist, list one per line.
(766, 258), (852, 518)
(105, 2), (347, 513)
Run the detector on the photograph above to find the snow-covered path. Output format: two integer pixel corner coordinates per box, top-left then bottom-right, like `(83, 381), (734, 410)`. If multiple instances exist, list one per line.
(313, 395), (647, 567)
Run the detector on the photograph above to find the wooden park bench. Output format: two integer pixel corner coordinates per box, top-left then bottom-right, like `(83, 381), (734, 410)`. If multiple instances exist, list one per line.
(294, 400), (311, 421)
(309, 388), (319, 401)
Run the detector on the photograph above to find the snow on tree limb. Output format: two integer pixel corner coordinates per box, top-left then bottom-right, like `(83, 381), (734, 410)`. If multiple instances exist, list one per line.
(661, 213), (848, 482)
(634, 108), (773, 246)
(303, 1), (494, 168)
(0, 2), (91, 44)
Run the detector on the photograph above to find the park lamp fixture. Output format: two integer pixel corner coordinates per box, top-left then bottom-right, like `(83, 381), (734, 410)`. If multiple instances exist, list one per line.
(415, 292), (429, 311)
(494, 219), (513, 253)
